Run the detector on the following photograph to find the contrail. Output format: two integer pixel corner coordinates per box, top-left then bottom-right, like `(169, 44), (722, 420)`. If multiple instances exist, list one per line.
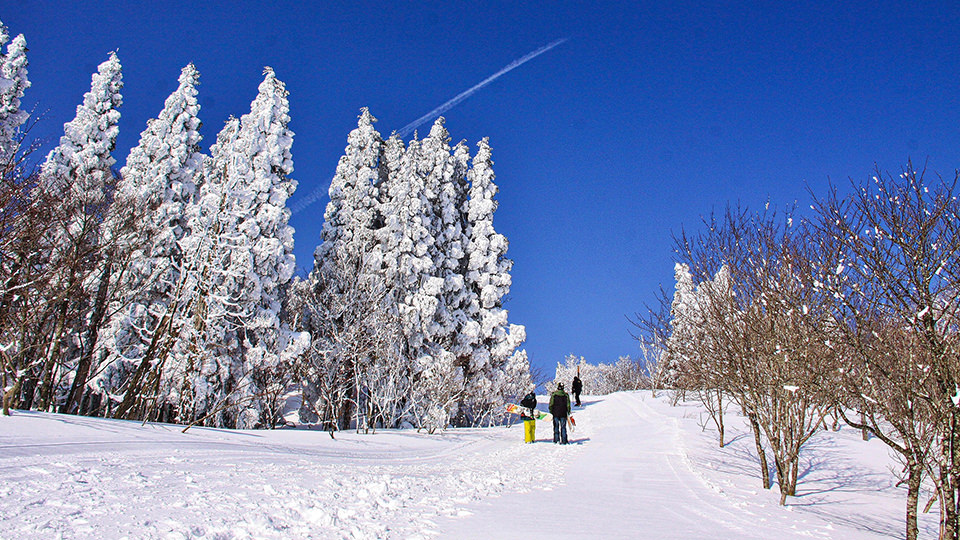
(290, 38), (568, 216)
(396, 38), (568, 138)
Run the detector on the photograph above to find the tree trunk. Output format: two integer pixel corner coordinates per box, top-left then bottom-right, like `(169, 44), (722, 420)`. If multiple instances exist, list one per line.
(789, 455), (799, 497)
(63, 262), (113, 414)
(775, 455), (788, 505)
(36, 301), (69, 411)
(748, 411), (771, 489)
(906, 459), (922, 540)
(113, 310), (175, 419)
(2, 376), (22, 416)
(941, 411), (959, 540)
(953, 425), (960, 540)
(716, 388), (725, 448)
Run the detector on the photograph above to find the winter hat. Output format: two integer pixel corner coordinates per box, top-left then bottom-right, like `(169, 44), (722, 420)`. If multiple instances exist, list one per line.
(558, 383), (564, 390)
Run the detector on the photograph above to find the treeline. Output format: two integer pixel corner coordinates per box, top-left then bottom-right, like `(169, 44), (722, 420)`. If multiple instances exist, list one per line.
(0, 20), (528, 433)
(638, 165), (960, 540)
(552, 354), (647, 395)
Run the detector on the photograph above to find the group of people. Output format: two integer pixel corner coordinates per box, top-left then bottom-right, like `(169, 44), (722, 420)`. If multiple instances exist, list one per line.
(520, 375), (582, 445)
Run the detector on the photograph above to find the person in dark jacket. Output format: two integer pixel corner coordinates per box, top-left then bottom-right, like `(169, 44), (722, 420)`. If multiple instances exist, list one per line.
(549, 383), (571, 444)
(520, 389), (538, 443)
(572, 376), (583, 407)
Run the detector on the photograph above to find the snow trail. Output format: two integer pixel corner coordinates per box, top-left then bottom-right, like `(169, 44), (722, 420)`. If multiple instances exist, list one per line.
(438, 392), (770, 538)
(438, 393), (868, 539)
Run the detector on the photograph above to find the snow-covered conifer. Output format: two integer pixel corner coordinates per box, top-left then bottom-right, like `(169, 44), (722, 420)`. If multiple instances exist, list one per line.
(169, 69), (308, 428)
(314, 107), (384, 276)
(418, 118), (460, 343)
(95, 64), (204, 410)
(460, 137), (527, 418)
(0, 21), (29, 165)
(443, 139), (472, 357)
(403, 119), (469, 429)
(32, 52), (122, 411)
(39, 49), (123, 278)
(231, 67), (308, 428)
(663, 262), (698, 388)
(384, 136), (437, 352)
(41, 51), (122, 215)
(170, 116), (244, 425)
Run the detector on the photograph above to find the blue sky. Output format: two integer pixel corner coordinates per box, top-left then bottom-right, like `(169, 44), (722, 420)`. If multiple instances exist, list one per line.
(8, 1), (960, 377)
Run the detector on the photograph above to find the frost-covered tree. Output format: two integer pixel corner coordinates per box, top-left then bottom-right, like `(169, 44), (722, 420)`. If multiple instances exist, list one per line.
(98, 64), (204, 418)
(158, 69), (308, 429)
(0, 21), (30, 166)
(168, 116), (244, 426)
(552, 355), (646, 396)
(314, 107), (383, 275)
(459, 137), (528, 424)
(384, 136), (437, 357)
(406, 118), (467, 431)
(300, 114), (528, 431)
(663, 262), (697, 390)
(308, 108), (389, 430)
(230, 67), (308, 428)
(32, 52), (122, 411)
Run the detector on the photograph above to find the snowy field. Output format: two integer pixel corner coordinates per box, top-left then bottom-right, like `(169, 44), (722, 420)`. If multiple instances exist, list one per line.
(0, 392), (939, 539)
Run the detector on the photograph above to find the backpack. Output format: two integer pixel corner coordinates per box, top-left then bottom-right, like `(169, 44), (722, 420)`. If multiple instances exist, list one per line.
(550, 391), (569, 417)
(520, 392), (537, 409)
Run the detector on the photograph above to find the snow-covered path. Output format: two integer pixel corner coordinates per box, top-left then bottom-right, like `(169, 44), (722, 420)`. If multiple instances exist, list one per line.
(0, 392), (938, 539)
(438, 393), (924, 539)
(439, 393), (777, 539)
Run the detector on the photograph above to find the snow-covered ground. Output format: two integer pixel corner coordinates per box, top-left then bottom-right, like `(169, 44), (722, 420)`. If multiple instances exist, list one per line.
(0, 392), (939, 539)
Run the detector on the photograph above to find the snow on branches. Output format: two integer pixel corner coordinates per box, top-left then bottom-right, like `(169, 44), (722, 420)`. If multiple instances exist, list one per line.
(307, 111), (528, 432)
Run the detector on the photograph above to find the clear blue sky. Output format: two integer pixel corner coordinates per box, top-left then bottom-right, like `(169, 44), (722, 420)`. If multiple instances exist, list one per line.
(9, 1), (960, 377)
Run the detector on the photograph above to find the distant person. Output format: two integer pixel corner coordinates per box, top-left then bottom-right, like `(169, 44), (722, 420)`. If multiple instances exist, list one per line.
(549, 383), (571, 444)
(572, 375), (583, 407)
(520, 388), (538, 443)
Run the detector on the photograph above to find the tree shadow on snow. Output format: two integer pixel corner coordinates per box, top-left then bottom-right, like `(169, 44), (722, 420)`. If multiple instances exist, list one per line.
(794, 435), (891, 497)
(786, 434), (929, 539)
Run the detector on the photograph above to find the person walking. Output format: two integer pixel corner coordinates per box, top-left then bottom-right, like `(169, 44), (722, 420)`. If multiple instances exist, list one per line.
(549, 383), (571, 444)
(519, 389), (538, 443)
(572, 375), (583, 407)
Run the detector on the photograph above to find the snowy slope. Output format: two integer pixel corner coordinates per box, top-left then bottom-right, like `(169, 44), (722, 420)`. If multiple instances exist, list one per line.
(0, 392), (938, 539)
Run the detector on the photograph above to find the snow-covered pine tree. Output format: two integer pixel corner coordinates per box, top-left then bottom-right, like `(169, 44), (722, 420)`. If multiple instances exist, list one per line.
(171, 116), (245, 426)
(368, 133), (437, 429)
(158, 69), (308, 429)
(230, 67), (308, 428)
(382, 136), (433, 354)
(402, 118), (468, 431)
(314, 107), (384, 276)
(461, 137), (528, 423)
(359, 131), (413, 429)
(306, 108), (396, 430)
(0, 21), (29, 166)
(40, 52), (122, 210)
(33, 52), (123, 412)
(445, 139), (473, 360)
(96, 64), (204, 419)
(664, 262), (698, 391)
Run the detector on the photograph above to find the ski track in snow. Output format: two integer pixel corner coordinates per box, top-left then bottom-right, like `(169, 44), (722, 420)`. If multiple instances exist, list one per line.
(1, 393), (942, 539)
